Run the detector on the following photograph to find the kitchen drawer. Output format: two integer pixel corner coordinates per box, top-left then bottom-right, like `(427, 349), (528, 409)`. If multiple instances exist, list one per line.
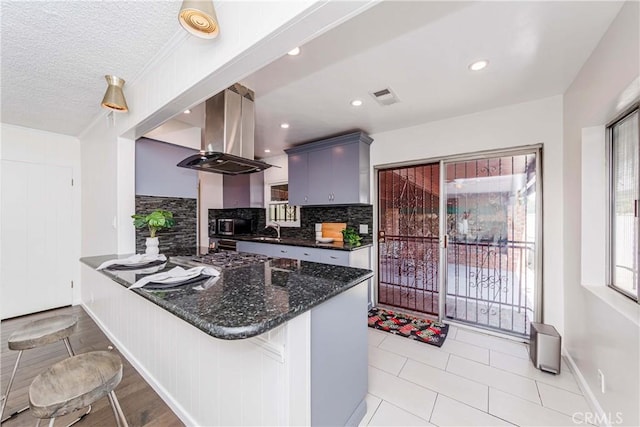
(237, 241), (303, 259)
(321, 250), (350, 266)
(237, 241), (355, 267)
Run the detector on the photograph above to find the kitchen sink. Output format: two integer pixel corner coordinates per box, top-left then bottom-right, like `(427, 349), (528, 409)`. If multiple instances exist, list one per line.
(252, 237), (281, 242)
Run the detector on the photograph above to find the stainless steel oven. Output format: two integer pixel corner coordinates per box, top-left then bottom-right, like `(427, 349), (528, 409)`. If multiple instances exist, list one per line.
(216, 239), (238, 252)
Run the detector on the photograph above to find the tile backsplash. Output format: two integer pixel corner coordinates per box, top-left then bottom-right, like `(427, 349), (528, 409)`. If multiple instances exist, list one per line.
(135, 195), (197, 256)
(209, 205), (373, 243)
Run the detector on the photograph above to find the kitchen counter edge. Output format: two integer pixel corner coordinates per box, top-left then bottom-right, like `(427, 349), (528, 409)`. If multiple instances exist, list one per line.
(79, 254), (373, 341)
(211, 235), (373, 251)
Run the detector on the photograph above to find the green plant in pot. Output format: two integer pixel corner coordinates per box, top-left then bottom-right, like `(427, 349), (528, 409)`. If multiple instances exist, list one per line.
(342, 227), (362, 246)
(131, 210), (175, 255)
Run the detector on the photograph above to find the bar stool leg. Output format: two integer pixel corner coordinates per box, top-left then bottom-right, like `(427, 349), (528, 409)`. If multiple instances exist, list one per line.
(1, 350), (25, 422)
(107, 391), (129, 427)
(62, 337), (75, 356)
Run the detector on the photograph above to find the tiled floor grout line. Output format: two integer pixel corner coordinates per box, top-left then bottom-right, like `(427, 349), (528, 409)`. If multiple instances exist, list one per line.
(488, 385), (589, 422)
(428, 393), (439, 424)
(535, 379), (543, 406)
(368, 329), (588, 424)
(366, 388), (430, 425)
(482, 358), (582, 393)
(364, 394), (382, 426)
(370, 359), (574, 427)
(535, 377), (588, 397)
(373, 332), (494, 369)
(371, 333), (584, 398)
(396, 356), (409, 377)
(487, 384), (491, 414)
(398, 357), (545, 408)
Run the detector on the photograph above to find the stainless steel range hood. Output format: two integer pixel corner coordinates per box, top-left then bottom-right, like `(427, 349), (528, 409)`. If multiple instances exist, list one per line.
(177, 83), (272, 175)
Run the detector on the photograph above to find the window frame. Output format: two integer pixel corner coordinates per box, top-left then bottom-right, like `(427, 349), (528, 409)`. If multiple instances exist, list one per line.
(266, 181), (301, 227)
(607, 103), (640, 302)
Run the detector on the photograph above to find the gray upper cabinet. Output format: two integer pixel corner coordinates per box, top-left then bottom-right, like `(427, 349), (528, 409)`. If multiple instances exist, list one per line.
(285, 132), (373, 206)
(287, 152), (309, 205)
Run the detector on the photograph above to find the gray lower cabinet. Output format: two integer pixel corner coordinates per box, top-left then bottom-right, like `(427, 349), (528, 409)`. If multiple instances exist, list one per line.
(286, 132), (373, 206)
(237, 241), (374, 309)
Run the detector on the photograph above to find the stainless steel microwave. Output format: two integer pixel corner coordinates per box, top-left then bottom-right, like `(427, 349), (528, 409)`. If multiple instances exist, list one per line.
(217, 218), (251, 236)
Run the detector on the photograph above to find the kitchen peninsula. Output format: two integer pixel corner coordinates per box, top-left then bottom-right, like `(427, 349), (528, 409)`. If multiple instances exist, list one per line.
(80, 252), (372, 426)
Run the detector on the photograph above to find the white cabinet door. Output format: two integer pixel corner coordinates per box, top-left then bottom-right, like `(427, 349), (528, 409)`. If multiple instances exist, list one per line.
(1, 160), (74, 319)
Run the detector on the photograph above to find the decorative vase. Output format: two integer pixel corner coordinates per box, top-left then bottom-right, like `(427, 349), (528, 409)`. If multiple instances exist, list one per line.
(145, 237), (160, 255)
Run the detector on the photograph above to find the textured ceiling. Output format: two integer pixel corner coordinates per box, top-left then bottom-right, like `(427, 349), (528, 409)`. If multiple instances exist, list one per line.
(1, 0), (182, 136)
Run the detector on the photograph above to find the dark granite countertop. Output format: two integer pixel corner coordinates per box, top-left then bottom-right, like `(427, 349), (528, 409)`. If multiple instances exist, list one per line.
(80, 254), (373, 340)
(210, 235), (373, 251)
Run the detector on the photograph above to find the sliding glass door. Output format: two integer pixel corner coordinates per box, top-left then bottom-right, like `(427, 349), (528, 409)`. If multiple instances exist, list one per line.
(377, 148), (541, 337)
(442, 151), (540, 337)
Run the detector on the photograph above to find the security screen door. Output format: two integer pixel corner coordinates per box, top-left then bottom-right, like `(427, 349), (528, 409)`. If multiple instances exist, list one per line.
(378, 149), (540, 337)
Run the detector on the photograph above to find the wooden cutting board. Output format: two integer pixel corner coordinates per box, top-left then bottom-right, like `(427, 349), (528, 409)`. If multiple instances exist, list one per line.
(322, 222), (346, 241)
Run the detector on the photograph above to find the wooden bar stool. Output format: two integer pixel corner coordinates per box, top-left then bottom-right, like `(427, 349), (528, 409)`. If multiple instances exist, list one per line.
(29, 351), (128, 427)
(1, 315), (79, 423)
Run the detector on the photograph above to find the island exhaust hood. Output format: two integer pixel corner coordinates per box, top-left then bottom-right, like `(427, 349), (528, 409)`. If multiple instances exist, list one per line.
(177, 83), (272, 175)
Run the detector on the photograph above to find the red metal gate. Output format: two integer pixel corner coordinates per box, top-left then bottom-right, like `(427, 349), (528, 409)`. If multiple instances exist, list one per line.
(378, 164), (440, 315)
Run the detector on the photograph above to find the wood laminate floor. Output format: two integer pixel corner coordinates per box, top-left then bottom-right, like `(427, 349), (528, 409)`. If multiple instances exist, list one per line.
(1, 305), (183, 427)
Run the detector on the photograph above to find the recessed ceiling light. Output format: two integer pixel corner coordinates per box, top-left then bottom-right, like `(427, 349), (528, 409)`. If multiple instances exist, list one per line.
(469, 60), (489, 71)
(184, 109), (191, 114)
(280, 123), (290, 129)
(350, 99), (363, 107)
(264, 149), (271, 153)
(287, 47), (300, 56)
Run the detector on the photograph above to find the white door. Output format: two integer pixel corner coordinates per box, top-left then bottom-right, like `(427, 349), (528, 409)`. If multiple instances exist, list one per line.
(1, 160), (74, 319)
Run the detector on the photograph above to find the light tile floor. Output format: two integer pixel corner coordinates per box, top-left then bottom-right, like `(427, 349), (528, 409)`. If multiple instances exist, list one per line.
(362, 325), (592, 427)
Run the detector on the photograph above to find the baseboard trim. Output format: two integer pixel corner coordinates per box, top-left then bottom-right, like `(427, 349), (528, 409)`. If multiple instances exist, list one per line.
(80, 303), (198, 427)
(564, 351), (609, 427)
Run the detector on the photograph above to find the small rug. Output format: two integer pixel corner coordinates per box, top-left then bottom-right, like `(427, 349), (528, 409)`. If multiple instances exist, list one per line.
(368, 307), (449, 347)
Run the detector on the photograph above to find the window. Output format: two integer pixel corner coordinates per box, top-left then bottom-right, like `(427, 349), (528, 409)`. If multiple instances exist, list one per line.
(608, 106), (639, 301)
(266, 183), (300, 226)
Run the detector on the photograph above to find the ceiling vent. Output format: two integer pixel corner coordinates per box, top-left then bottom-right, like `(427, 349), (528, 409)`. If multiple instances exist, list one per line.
(370, 87), (400, 106)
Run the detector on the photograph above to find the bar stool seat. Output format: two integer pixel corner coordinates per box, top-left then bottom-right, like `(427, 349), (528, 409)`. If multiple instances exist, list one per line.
(29, 351), (128, 427)
(1, 315), (79, 423)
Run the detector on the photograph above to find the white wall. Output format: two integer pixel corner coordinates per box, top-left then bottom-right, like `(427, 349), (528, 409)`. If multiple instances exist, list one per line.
(198, 172), (223, 247)
(0, 123), (82, 304)
(143, 119), (202, 151)
(262, 154), (289, 202)
(563, 2), (640, 425)
(369, 95), (565, 335)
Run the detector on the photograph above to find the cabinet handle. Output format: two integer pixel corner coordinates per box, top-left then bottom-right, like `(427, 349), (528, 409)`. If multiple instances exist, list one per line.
(328, 193), (332, 201)
(304, 196), (308, 202)
(280, 250), (287, 253)
(330, 256), (338, 259)
(303, 253), (310, 256)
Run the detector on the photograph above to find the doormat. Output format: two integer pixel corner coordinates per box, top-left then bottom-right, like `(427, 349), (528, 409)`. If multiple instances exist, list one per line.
(368, 307), (449, 347)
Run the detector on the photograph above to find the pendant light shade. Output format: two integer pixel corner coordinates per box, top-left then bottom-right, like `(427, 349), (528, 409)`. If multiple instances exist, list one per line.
(101, 75), (128, 112)
(179, 0), (219, 39)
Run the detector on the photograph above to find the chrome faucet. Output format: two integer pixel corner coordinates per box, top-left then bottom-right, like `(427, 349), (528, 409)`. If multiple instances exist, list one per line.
(265, 223), (281, 239)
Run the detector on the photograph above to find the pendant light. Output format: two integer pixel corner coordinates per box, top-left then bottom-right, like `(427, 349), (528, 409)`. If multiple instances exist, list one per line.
(101, 75), (128, 112)
(178, 0), (219, 39)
